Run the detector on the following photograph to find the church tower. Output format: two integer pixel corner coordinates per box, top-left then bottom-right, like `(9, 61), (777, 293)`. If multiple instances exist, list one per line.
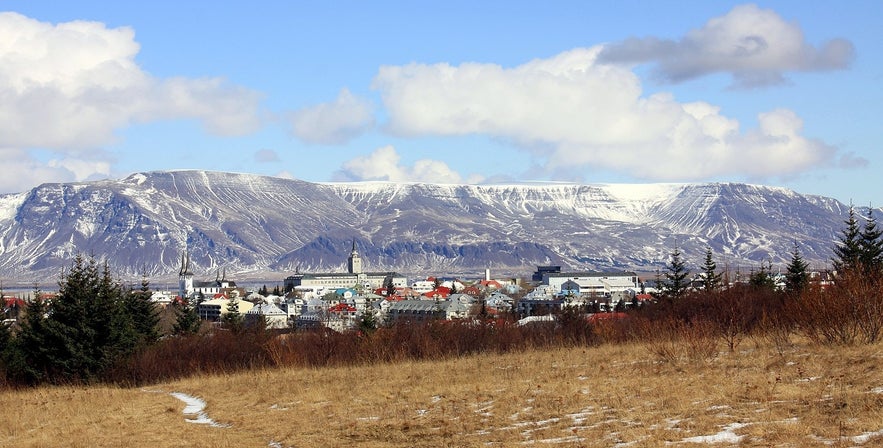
(347, 239), (363, 274)
(178, 250), (194, 300)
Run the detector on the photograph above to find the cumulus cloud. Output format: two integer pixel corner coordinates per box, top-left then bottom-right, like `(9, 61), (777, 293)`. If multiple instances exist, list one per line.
(335, 145), (475, 184)
(597, 4), (855, 88)
(0, 149), (111, 193)
(373, 46), (838, 181)
(0, 12), (263, 188)
(290, 88), (374, 144)
(254, 148), (280, 163)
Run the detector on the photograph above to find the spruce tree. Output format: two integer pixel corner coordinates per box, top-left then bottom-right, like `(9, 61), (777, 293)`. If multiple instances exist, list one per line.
(664, 247), (690, 300)
(785, 243), (809, 294)
(221, 298), (244, 333)
(701, 247), (722, 293)
(8, 256), (156, 384)
(748, 260), (776, 290)
(125, 275), (160, 348)
(357, 308), (378, 334)
(5, 289), (51, 384)
(859, 207), (883, 276)
(172, 301), (201, 335)
(833, 206), (862, 274)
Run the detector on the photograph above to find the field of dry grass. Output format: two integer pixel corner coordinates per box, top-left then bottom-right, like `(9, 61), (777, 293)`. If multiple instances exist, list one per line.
(2, 335), (882, 447)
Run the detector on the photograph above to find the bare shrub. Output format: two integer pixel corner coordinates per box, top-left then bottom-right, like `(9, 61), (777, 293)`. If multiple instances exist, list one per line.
(786, 272), (883, 345)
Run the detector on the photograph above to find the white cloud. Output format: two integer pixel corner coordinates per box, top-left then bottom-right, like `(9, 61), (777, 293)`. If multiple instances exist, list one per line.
(335, 145), (473, 184)
(373, 46), (838, 181)
(0, 12), (263, 187)
(0, 149), (106, 192)
(290, 88), (374, 144)
(597, 4), (854, 88)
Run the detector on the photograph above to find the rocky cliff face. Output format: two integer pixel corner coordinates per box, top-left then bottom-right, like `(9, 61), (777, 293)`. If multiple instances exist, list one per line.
(0, 170), (853, 282)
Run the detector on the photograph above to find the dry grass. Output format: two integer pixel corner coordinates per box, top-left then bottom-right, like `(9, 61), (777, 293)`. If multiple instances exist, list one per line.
(3, 336), (883, 447)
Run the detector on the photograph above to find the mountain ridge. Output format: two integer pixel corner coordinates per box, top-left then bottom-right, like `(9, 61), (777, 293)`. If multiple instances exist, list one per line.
(0, 170), (855, 284)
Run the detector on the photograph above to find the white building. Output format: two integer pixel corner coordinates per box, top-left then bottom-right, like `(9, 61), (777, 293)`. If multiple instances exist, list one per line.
(245, 302), (289, 329)
(284, 240), (407, 292)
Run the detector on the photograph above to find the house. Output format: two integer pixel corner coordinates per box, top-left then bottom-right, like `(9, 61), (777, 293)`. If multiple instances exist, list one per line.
(245, 302), (289, 329)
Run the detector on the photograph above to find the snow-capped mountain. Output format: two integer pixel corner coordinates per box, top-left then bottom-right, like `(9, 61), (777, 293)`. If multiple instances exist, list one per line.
(0, 170), (854, 283)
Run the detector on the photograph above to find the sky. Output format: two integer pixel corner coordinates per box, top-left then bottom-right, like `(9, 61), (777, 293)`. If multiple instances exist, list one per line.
(0, 1), (880, 206)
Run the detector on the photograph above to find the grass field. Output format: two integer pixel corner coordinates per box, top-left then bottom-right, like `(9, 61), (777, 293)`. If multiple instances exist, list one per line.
(2, 336), (882, 447)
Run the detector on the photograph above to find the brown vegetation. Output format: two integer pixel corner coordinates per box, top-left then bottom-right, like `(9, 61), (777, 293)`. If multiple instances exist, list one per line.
(2, 336), (882, 447)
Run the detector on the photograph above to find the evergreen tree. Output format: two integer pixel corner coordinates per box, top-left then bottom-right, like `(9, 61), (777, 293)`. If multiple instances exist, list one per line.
(125, 275), (160, 348)
(6, 256), (158, 384)
(859, 207), (883, 276)
(833, 206), (862, 274)
(172, 301), (201, 335)
(785, 243), (809, 294)
(272, 285), (282, 296)
(221, 298), (244, 333)
(700, 247), (722, 293)
(384, 276), (396, 297)
(258, 285), (268, 296)
(5, 289), (51, 384)
(748, 260), (776, 290)
(357, 308), (378, 334)
(663, 247), (690, 300)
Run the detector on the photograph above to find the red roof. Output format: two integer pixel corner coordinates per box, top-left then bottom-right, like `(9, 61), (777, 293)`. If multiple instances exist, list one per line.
(480, 280), (503, 289)
(3, 297), (26, 308)
(423, 287), (450, 299)
(329, 303), (357, 313)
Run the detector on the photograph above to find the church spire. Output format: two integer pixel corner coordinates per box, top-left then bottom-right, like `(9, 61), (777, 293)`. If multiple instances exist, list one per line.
(347, 238), (363, 274)
(179, 250), (193, 276)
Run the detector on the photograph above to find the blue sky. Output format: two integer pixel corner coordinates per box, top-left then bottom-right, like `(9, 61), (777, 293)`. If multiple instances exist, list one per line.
(1, 1), (880, 205)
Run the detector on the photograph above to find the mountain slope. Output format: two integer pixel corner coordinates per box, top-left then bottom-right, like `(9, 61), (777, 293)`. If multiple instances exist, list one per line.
(0, 170), (854, 282)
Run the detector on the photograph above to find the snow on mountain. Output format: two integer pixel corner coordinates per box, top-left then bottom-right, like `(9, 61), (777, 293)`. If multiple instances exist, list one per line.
(0, 170), (858, 283)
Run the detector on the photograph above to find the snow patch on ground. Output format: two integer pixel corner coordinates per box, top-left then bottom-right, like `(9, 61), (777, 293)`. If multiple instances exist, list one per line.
(852, 428), (883, 445)
(680, 423), (748, 444)
(170, 392), (229, 428)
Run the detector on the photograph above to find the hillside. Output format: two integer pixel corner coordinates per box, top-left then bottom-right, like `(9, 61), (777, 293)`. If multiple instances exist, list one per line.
(0, 170), (855, 282)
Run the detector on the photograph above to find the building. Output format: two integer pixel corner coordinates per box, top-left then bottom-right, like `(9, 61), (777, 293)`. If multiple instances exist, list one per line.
(284, 240), (407, 292)
(197, 298), (254, 321)
(543, 270), (639, 296)
(178, 250), (245, 301)
(245, 302), (289, 329)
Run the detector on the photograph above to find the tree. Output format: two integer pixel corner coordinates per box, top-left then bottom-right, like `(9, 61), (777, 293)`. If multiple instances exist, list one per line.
(6, 255), (155, 384)
(663, 247), (690, 300)
(357, 308), (378, 335)
(833, 206), (862, 274)
(258, 285), (268, 296)
(859, 207), (883, 276)
(4, 289), (50, 385)
(748, 260), (776, 290)
(125, 274), (160, 348)
(701, 247), (722, 293)
(785, 243), (809, 294)
(172, 301), (201, 335)
(221, 298), (244, 333)
(383, 276), (396, 297)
